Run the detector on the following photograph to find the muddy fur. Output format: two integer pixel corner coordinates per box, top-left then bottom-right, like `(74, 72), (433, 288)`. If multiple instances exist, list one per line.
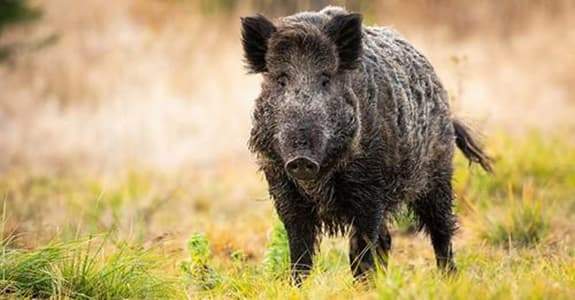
(242, 6), (491, 285)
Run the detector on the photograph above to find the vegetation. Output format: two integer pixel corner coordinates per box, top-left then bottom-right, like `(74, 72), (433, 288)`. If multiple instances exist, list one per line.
(262, 223), (289, 278)
(0, 0), (40, 31)
(0, 237), (184, 298)
(0, 134), (573, 299)
(0, 0), (41, 61)
(181, 234), (222, 291)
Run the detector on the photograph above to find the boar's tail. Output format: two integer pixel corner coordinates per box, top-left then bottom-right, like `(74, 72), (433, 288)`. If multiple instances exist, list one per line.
(453, 119), (493, 173)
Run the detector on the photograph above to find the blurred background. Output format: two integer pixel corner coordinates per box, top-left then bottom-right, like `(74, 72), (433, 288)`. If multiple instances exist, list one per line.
(1, 0), (574, 174)
(0, 0), (574, 248)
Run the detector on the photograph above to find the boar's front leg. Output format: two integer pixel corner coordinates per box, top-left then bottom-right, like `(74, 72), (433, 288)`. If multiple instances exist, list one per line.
(284, 214), (317, 286)
(274, 198), (318, 286)
(267, 170), (318, 286)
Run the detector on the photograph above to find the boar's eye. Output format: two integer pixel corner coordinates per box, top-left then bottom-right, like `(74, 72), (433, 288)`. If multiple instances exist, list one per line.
(276, 73), (289, 88)
(320, 73), (331, 88)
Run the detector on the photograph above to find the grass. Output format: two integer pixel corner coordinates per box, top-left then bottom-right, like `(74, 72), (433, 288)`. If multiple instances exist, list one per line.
(0, 133), (574, 299)
(0, 237), (184, 298)
(480, 182), (551, 247)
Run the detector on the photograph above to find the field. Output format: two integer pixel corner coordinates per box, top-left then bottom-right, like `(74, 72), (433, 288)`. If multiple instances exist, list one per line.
(1, 0), (574, 299)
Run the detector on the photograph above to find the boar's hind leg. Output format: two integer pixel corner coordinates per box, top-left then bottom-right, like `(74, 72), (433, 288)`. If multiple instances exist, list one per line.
(413, 178), (457, 273)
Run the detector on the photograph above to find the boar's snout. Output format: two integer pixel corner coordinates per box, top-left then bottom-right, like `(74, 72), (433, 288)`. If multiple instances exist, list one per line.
(285, 156), (320, 181)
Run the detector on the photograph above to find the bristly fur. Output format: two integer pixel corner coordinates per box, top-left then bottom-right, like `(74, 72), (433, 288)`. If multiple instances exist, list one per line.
(242, 6), (491, 285)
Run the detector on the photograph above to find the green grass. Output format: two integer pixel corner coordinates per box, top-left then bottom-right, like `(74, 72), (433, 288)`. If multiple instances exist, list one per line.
(175, 239), (575, 299)
(0, 237), (184, 298)
(453, 132), (575, 208)
(480, 183), (551, 247)
(0, 133), (574, 299)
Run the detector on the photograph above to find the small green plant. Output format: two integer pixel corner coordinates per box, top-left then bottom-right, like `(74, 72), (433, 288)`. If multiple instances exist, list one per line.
(481, 183), (550, 247)
(180, 233), (221, 291)
(262, 222), (290, 278)
(391, 205), (418, 235)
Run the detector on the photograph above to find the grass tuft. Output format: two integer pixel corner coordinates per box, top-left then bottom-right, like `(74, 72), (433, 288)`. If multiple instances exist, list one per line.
(0, 238), (183, 298)
(0, 246), (63, 298)
(480, 183), (550, 247)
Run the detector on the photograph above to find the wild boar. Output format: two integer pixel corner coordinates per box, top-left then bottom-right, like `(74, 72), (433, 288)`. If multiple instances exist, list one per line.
(241, 6), (491, 285)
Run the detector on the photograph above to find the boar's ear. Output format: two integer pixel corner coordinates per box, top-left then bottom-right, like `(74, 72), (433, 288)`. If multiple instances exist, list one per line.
(241, 14), (276, 73)
(324, 13), (363, 71)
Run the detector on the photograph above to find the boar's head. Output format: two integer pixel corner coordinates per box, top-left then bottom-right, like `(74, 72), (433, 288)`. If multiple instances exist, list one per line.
(242, 12), (363, 182)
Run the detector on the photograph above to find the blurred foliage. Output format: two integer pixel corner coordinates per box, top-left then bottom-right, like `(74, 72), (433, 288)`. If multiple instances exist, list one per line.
(0, 171), (180, 245)
(0, 0), (41, 62)
(454, 133), (575, 209)
(480, 183), (551, 248)
(181, 0), (572, 40)
(197, 0), (238, 15)
(247, 0), (373, 16)
(186, 0), (374, 19)
(451, 133), (574, 248)
(0, 0), (40, 31)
